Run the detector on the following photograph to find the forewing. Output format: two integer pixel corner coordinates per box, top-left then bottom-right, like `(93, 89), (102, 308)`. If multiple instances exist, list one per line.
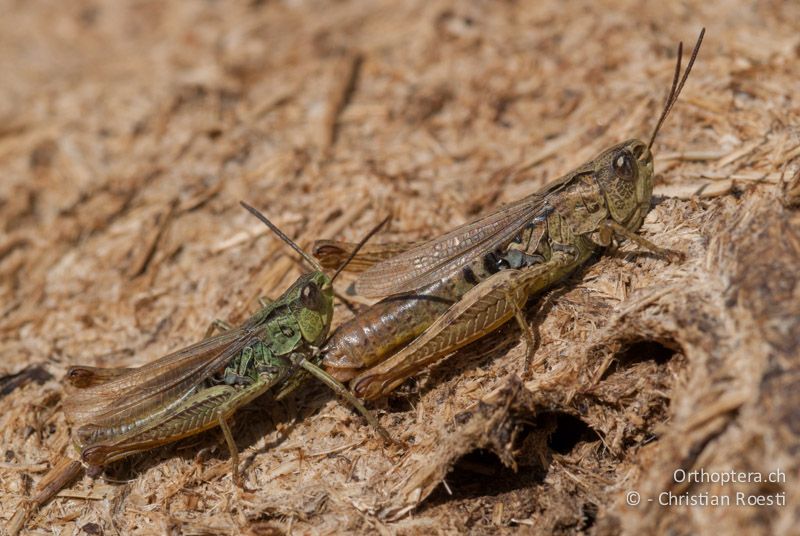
(63, 328), (255, 430)
(354, 194), (548, 297)
(312, 240), (418, 272)
(65, 366), (136, 388)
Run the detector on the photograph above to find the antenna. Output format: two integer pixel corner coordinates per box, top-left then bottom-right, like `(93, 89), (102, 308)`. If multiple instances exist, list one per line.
(240, 201), (324, 273)
(647, 28), (705, 151)
(331, 215), (390, 283)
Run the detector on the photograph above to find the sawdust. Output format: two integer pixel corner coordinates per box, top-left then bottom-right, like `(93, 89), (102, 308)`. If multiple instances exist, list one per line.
(1, 1), (799, 534)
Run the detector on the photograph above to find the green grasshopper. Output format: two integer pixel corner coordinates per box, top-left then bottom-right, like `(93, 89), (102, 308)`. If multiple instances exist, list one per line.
(314, 30), (704, 400)
(7, 207), (394, 536)
(61, 202), (389, 483)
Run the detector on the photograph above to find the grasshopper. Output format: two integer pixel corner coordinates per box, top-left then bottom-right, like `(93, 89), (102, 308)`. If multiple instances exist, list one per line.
(7, 208), (394, 536)
(314, 30), (705, 400)
(61, 202), (389, 484)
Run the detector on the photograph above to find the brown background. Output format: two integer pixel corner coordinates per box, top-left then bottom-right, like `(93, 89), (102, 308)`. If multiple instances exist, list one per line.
(1, 0), (799, 534)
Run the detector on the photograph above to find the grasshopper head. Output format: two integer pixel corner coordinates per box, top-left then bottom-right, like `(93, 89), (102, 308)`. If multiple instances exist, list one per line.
(238, 202), (335, 347)
(290, 271), (335, 346)
(593, 29), (704, 233)
(593, 139), (654, 231)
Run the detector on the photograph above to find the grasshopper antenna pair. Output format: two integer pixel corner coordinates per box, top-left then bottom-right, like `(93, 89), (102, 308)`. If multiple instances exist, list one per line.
(648, 28), (705, 150)
(240, 201), (389, 284)
(240, 201), (397, 445)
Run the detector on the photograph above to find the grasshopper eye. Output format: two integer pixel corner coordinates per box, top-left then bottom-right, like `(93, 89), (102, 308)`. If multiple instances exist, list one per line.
(300, 283), (324, 311)
(613, 151), (636, 181)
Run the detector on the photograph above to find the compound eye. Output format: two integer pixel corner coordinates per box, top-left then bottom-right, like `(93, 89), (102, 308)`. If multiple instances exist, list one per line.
(613, 151), (636, 181)
(300, 283), (323, 311)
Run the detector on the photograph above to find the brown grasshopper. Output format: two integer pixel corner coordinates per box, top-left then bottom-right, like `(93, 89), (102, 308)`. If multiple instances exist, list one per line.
(314, 30), (704, 400)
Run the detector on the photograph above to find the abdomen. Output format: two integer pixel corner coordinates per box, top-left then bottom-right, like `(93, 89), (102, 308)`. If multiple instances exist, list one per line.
(322, 276), (469, 380)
